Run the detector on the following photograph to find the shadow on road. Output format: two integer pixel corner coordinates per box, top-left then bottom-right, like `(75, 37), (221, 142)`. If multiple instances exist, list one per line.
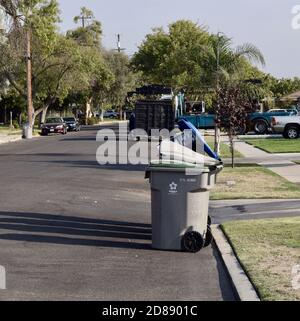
(212, 246), (238, 301)
(0, 211), (152, 250)
(33, 159), (147, 171)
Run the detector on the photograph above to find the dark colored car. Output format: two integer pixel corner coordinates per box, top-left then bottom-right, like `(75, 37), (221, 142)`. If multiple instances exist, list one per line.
(63, 117), (80, 132)
(41, 117), (67, 136)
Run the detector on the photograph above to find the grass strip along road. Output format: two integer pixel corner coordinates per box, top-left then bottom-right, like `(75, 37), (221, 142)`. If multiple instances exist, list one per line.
(243, 138), (300, 154)
(210, 165), (300, 200)
(222, 217), (300, 301)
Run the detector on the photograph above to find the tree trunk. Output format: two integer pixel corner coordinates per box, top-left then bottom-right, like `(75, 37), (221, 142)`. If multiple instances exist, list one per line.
(214, 126), (221, 155)
(119, 105), (123, 121)
(39, 105), (49, 128)
(85, 98), (92, 125)
(230, 138), (235, 169)
(19, 113), (23, 127)
(100, 104), (104, 122)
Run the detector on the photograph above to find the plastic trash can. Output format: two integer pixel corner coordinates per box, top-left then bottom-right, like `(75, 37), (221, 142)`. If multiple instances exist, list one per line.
(146, 161), (223, 253)
(22, 123), (32, 139)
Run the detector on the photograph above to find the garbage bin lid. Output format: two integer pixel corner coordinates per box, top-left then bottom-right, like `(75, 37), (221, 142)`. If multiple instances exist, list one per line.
(160, 140), (221, 167)
(149, 160), (211, 173)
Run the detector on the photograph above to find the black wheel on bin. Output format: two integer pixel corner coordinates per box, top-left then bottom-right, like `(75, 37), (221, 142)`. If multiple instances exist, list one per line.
(204, 226), (213, 248)
(182, 231), (204, 253)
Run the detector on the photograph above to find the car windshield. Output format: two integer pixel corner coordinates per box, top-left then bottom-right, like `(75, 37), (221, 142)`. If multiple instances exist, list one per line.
(46, 118), (62, 124)
(64, 118), (75, 122)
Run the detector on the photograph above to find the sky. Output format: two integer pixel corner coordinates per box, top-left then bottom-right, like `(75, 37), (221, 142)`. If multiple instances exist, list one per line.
(58, 0), (300, 79)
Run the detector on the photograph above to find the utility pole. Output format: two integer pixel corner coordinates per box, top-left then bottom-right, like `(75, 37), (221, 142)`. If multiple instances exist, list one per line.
(78, 13), (92, 28)
(114, 34), (126, 120)
(115, 34), (126, 53)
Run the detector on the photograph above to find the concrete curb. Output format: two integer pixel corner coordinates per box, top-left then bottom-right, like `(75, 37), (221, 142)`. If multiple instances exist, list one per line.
(0, 135), (22, 145)
(212, 224), (260, 301)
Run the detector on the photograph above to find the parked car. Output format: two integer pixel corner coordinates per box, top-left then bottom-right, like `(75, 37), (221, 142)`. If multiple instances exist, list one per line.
(249, 109), (298, 134)
(63, 117), (80, 132)
(104, 110), (118, 119)
(41, 117), (67, 136)
(178, 108), (298, 135)
(271, 115), (300, 139)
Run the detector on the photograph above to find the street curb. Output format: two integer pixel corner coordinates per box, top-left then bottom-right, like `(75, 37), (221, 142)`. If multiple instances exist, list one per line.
(98, 121), (128, 127)
(212, 224), (260, 302)
(0, 135), (22, 145)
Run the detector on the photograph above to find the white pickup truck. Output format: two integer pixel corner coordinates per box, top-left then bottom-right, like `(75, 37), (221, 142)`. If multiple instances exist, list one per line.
(271, 115), (300, 139)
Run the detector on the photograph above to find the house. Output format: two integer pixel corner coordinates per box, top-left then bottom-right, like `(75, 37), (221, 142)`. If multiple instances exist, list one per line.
(280, 91), (300, 107)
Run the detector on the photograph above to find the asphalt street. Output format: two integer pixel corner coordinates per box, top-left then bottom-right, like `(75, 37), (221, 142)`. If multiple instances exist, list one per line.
(0, 125), (235, 301)
(0, 124), (299, 301)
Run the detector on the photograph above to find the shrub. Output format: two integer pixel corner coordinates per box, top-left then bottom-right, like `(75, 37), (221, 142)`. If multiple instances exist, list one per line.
(87, 117), (98, 125)
(12, 120), (20, 129)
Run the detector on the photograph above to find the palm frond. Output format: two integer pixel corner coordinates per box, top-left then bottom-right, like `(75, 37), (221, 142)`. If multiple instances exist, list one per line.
(235, 43), (265, 66)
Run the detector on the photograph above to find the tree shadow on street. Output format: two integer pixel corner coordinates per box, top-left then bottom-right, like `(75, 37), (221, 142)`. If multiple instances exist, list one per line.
(0, 211), (152, 250)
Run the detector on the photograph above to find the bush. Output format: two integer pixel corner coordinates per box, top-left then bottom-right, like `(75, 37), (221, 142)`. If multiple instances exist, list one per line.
(87, 117), (98, 125)
(12, 120), (20, 129)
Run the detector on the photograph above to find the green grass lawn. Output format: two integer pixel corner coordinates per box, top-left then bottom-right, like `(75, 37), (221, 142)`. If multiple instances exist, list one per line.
(222, 217), (300, 301)
(243, 138), (300, 153)
(0, 125), (22, 136)
(210, 164), (300, 200)
(0, 125), (42, 137)
(205, 136), (244, 159)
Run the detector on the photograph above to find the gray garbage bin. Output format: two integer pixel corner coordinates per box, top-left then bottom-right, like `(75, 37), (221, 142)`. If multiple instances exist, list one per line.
(22, 123), (32, 139)
(146, 162), (223, 253)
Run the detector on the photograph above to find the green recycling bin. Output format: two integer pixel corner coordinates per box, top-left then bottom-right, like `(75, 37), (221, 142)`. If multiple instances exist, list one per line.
(146, 161), (223, 253)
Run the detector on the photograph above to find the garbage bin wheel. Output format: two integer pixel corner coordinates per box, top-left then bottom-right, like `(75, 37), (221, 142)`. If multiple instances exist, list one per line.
(204, 226), (213, 248)
(181, 231), (204, 253)
(208, 215), (212, 226)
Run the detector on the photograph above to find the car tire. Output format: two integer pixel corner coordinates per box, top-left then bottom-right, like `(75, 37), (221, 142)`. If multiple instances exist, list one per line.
(254, 120), (268, 135)
(284, 126), (300, 139)
(282, 131), (289, 139)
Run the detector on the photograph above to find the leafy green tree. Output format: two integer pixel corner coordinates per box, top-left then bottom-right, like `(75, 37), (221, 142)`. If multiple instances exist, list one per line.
(132, 21), (265, 99)
(132, 20), (209, 93)
(66, 8), (113, 124)
(67, 7), (102, 48)
(268, 77), (300, 98)
(0, 0), (62, 126)
(103, 50), (138, 119)
(202, 33), (265, 89)
(217, 83), (256, 167)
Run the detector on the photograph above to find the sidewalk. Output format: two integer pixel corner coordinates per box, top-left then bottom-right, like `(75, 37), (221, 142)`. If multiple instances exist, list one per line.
(222, 138), (300, 184)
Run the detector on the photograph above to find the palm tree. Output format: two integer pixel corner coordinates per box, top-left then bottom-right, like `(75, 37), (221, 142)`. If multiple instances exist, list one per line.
(202, 33), (265, 87)
(202, 33), (265, 153)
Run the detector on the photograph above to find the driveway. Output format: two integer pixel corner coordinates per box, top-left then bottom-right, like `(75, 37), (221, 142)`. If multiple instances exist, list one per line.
(0, 125), (235, 301)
